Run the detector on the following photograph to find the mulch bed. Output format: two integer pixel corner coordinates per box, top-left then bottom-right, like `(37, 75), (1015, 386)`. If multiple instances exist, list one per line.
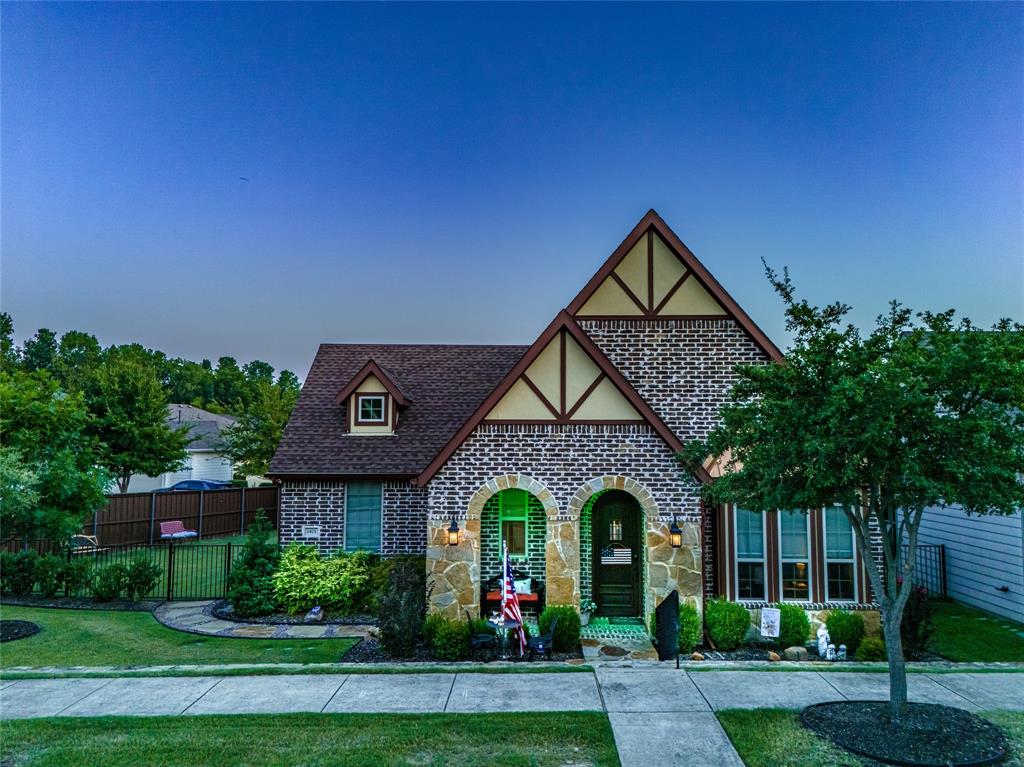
(210, 600), (377, 626)
(1, 596), (160, 612)
(0, 620), (41, 643)
(801, 701), (1009, 766)
(341, 638), (583, 664)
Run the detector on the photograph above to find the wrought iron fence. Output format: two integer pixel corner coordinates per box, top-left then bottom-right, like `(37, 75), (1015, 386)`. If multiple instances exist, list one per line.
(899, 542), (947, 598)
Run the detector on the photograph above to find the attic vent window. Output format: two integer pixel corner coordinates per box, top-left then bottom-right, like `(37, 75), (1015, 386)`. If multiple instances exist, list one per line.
(357, 394), (386, 424)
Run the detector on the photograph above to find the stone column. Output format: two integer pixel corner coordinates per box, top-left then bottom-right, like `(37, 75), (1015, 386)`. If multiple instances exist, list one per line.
(426, 516), (480, 619)
(545, 516), (580, 608)
(647, 519), (702, 615)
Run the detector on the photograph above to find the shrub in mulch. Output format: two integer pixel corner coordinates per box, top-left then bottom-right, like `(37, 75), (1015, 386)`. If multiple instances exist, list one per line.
(341, 637), (584, 664)
(0, 620), (40, 643)
(211, 600), (375, 626)
(801, 701), (1008, 766)
(1, 595), (159, 611)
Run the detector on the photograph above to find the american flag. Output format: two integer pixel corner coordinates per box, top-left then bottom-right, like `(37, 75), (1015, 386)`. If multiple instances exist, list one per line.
(600, 545), (632, 565)
(501, 543), (526, 655)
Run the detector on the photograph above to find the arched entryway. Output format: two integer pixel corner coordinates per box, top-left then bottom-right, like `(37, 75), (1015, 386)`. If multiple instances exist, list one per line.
(590, 490), (643, 617)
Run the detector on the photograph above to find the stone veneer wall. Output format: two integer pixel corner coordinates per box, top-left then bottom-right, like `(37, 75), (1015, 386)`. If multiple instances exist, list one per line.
(279, 479), (427, 555)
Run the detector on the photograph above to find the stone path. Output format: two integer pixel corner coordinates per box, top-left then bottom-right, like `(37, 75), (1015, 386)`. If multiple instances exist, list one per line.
(153, 600), (372, 640)
(2, 669), (1021, 766)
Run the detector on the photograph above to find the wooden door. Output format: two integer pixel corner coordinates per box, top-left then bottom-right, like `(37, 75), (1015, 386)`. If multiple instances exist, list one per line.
(592, 491), (641, 617)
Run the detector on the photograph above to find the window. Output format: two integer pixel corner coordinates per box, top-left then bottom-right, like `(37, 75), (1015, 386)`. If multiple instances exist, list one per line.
(734, 508), (766, 600)
(825, 506), (856, 602)
(779, 510), (810, 601)
(356, 394), (386, 424)
(498, 489), (529, 558)
(345, 482), (382, 552)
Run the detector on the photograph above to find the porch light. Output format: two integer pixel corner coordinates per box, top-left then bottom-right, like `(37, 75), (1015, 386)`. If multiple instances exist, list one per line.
(669, 518), (683, 548)
(447, 516), (460, 546)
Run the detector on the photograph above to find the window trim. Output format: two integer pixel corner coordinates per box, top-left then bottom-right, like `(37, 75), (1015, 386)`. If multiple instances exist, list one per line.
(498, 489), (529, 559)
(733, 506), (767, 601)
(823, 505), (858, 603)
(778, 509), (811, 602)
(343, 481), (383, 553)
(354, 394), (388, 425)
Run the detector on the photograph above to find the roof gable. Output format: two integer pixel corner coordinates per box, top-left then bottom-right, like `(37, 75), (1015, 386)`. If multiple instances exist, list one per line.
(567, 209), (782, 360)
(335, 359), (411, 407)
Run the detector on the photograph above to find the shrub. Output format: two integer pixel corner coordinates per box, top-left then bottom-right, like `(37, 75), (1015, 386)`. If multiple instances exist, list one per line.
(91, 563), (129, 601)
(376, 557), (428, 658)
(901, 585), (935, 659)
(429, 617), (469, 661)
(272, 544), (373, 615)
(678, 603), (702, 653)
(539, 605), (582, 652)
(422, 612), (447, 648)
(704, 599), (750, 651)
(62, 558), (92, 595)
(856, 636), (887, 661)
(228, 511), (280, 617)
(124, 556), (161, 601)
(778, 603), (811, 650)
(0, 550), (39, 596)
(825, 609), (865, 654)
(35, 554), (64, 597)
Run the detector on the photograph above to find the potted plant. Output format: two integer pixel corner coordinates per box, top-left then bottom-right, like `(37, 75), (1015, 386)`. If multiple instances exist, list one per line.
(580, 599), (597, 626)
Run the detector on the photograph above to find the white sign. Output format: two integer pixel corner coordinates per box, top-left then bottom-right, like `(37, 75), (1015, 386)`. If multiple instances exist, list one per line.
(301, 525), (321, 540)
(760, 607), (781, 639)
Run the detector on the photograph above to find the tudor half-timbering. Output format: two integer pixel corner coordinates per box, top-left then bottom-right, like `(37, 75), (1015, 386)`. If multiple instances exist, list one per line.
(269, 210), (876, 621)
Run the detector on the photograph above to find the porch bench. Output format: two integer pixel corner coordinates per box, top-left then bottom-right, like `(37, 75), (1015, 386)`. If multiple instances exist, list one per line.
(159, 520), (198, 540)
(480, 569), (545, 616)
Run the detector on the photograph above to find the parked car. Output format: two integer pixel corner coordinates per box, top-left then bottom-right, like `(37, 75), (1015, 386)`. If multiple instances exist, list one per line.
(158, 480), (233, 492)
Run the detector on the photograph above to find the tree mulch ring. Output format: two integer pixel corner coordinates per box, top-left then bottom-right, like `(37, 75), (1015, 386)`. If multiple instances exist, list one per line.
(801, 701), (1009, 766)
(342, 638), (584, 664)
(1, 596), (160, 612)
(210, 600), (377, 626)
(1, 620), (41, 643)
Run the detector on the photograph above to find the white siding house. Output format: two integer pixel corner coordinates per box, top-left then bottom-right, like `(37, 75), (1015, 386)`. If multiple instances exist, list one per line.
(915, 504), (1024, 623)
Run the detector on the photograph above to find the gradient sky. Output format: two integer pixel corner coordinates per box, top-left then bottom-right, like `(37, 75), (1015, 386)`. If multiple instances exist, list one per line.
(3, 2), (1021, 377)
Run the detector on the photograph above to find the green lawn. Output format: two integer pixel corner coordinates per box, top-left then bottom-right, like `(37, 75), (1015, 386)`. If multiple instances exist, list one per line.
(0, 606), (354, 668)
(929, 601), (1024, 662)
(717, 709), (1024, 767)
(0, 712), (621, 767)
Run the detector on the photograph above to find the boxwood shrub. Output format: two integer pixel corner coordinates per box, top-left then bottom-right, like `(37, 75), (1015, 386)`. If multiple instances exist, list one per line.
(825, 609), (865, 654)
(704, 598), (750, 651)
(272, 544), (372, 615)
(856, 636), (887, 661)
(778, 603), (811, 650)
(678, 603), (702, 653)
(539, 605), (581, 652)
(429, 617), (470, 661)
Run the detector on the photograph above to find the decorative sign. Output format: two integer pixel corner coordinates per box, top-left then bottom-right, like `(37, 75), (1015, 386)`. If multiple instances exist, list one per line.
(760, 607), (781, 639)
(600, 544), (632, 566)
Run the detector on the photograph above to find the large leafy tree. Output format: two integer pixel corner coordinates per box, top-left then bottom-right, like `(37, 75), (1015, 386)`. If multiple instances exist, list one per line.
(0, 370), (110, 542)
(87, 349), (191, 493)
(683, 268), (1024, 720)
(21, 328), (58, 373)
(54, 330), (103, 393)
(222, 375), (300, 476)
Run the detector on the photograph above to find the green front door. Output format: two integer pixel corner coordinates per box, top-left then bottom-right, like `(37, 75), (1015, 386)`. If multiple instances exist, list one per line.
(591, 491), (641, 617)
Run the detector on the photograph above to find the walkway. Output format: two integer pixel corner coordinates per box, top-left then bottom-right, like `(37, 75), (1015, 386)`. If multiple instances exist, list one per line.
(2, 670), (1021, 766)
(154, 600), (372, 640)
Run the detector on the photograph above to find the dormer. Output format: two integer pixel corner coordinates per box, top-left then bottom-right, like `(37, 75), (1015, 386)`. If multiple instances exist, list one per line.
(335, 360), (411, 436)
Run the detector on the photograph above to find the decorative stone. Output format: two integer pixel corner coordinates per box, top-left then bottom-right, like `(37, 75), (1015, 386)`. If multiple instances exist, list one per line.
(304, 606), (324, 624)
(783, 646), (809, 662)
(768, 651), (781, 662)
(690, 652), (704, 661)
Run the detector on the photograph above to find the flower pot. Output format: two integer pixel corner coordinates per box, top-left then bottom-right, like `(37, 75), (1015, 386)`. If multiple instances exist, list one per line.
(581, 611), (591, 626)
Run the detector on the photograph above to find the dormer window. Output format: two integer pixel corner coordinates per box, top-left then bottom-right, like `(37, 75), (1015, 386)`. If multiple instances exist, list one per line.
(356, 394), (387, 425)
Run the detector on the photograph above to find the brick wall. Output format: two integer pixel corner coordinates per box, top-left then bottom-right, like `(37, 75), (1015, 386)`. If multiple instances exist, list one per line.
(280, 479), (427, 555)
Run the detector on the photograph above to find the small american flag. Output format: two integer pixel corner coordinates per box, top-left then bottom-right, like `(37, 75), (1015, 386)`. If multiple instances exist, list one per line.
(501, 543), (526, 655)
(600, 545), (632, 566)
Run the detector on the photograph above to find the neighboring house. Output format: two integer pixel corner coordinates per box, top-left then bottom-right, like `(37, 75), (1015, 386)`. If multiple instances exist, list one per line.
(269, 210), (878, 620)
(121, 404), (236, 492)
(914, 505), (1023, 622)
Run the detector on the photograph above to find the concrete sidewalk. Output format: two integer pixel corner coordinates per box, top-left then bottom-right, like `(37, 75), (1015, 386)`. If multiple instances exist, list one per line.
(2, 669), (1021, 767)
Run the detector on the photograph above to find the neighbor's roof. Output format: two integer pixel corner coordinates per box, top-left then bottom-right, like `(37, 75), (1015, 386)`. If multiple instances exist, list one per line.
(269, 344), (528, 477)
(166, 404), (237, 451)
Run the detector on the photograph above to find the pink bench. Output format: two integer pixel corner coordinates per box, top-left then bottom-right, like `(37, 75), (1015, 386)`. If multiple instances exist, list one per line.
(159, 520), (198, 540)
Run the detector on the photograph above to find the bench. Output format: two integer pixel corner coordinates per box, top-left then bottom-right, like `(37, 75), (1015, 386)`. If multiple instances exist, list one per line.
(480, 569), (545, 616)
(68, 534), (107, 556)
(159, 520), (198, 540)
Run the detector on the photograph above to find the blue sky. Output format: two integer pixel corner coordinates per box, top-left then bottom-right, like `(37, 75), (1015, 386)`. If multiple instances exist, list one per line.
(3, 2), (1021, 376)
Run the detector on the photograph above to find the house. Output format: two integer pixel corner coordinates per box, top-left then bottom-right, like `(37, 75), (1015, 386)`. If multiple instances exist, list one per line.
(121, 404), (236, 492)
(269, 210), (877, 620)
(913, 505), (1023, 622)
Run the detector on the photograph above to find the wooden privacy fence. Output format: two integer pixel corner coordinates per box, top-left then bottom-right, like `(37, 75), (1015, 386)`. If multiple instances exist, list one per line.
(84, 486), (279, 547)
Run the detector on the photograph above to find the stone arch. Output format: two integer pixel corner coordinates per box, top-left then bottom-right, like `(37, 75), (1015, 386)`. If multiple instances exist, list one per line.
(466, 473), (559, 521)
(568, 475), (658, 522)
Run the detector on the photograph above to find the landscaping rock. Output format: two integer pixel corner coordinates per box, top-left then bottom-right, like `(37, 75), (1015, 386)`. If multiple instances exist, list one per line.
(783, 646), (808, 661)
(304, 607), (324, 624)
(690, 652), (704, 661)
(767, 651), (781, 662)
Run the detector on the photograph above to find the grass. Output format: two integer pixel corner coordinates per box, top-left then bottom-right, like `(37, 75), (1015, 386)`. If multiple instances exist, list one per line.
(0, 712), (621, 767)
(0, 605), (354, 668)
(717, 708), (1024, 767)
(0, 664), (594, 680)
(929, 601), (1024, 662)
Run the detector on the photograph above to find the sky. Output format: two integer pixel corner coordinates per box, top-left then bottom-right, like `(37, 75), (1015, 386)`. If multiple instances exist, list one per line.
(2, 2), (1021, 377)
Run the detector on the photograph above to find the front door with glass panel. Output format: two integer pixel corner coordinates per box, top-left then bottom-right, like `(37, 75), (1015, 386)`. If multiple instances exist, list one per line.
(592, 491), (641, 617)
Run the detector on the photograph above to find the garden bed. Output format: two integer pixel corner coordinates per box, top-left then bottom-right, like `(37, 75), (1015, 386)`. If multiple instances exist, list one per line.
(801, 701), (1009, 766)
(210, 599), (376, 626)
(341, 637), (584, 664)
(0, 620), (41, 643)
(1, 595), (160, 612)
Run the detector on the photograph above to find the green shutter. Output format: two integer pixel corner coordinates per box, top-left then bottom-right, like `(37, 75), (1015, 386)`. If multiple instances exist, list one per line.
(346, 482), (382, 552)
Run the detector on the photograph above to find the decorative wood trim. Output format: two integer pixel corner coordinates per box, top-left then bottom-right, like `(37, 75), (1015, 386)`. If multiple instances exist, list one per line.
(480, 419), (647, 426)
(810, 508), (824, 603)
(353, 393), (390, 426)
(646, 230), (654, 312)
(564, 372), (607, 419)
(335, 360), (411, 406)
(559, 328), (567, 415)
(765, 510), (780, 603)
(652, 271), (691, 315)
(520, 373), (561, 420)
(608, 271), (648, 315)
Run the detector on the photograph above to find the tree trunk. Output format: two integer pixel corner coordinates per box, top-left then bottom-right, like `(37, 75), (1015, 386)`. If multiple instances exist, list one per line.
(116, 475), (130, 493)
(882, 604), (908, 721)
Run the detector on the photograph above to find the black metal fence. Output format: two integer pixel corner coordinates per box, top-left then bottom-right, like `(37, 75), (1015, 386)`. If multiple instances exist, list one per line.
(900, 543), (947, 598)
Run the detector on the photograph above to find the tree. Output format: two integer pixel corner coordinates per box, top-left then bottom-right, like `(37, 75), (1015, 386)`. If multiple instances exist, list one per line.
(0, 313), (18, 370)
(682, 267), (1024, 721)
(0, 370), (110, 542)
(21, 328), (58, 373)
(55, 330), (102, 392)
(87, 350), (191, 493)
(213, 356), (247, 411)
(222, 377), (300, 476)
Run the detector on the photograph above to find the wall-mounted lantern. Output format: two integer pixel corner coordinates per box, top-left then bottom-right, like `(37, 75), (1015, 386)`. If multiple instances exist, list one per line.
(447, 516), (460, 546)
(669, 517), (683, 548)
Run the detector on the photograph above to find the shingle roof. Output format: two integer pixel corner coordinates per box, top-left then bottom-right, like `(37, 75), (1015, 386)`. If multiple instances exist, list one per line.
(166, 404), (236, 451)
(269, 344), (528, 477)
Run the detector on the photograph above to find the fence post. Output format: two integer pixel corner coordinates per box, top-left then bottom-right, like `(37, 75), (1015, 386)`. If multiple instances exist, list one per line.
(240, 486), (246, 535)
(92, 509), (98, 539)
(166, 541), (175, 602)
(149, 492), (157, 546)
(198, 490), (204, 538)
(65, 548), (72, 598)
(225, 542), (232, 598)
(939, 544), (947, 599)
